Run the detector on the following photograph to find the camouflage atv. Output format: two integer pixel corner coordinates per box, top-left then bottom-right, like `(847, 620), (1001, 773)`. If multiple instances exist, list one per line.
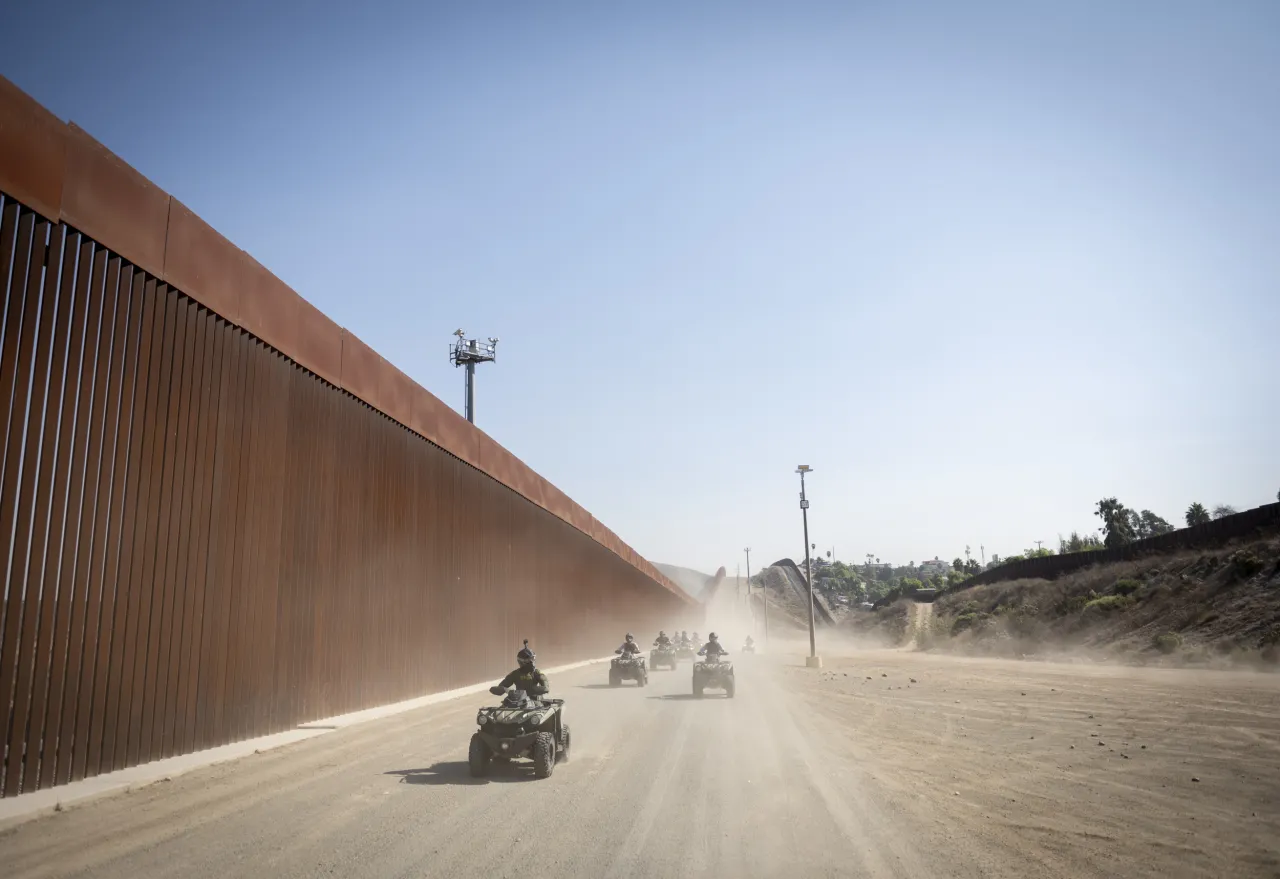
(650, 644), (678, 670)
(692, 653), (735, 698)
(469, 689), (569, 779)
(675, 643), (696, 663)
(609, 654), (648, 687)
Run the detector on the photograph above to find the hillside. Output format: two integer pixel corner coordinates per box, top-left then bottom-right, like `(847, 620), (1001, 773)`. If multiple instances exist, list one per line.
(899, 532), (1280, 666)
(653, 563), (716, 599)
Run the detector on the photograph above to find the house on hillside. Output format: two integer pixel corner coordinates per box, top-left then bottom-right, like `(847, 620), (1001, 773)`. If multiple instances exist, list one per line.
(919, 557), (949, 576)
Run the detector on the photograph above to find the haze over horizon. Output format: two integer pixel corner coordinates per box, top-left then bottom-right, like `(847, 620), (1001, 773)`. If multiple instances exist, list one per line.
(3, 1), (1276, 574)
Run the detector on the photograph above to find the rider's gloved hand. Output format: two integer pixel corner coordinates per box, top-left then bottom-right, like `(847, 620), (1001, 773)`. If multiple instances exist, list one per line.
(489, 685), (504, 696)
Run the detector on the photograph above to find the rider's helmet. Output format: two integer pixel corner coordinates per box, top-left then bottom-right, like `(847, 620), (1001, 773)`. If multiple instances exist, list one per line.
(658, 630), (666, 637)
(709, 632), (719, 642)
(625, 632), (635, 643)
(517, 639), (535, 669)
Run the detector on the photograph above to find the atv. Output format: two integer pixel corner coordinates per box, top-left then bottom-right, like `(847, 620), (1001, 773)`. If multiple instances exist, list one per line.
(692, 653), (735, 698)
(469, 688), (569, 779)
(650, 644), (678, 671)
(675, 643), (696, 663)
(609, 653), (649, 686)
(741, 643), (756, 654)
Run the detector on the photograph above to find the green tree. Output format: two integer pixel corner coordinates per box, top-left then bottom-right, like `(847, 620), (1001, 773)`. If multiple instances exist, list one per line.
(1185, 502), (1210, 527)
(1136, 510), (1174, 538)
(1024, 546), (1054, 558)
(1059, 531), (1104, 553)
(1095, 497), (1136, 548)
(952, 557), (964, 571)
(865, 577), (899, 602)
(1212, 504), (1238, 520)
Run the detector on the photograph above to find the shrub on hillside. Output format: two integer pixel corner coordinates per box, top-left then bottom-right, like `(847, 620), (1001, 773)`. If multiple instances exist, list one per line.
(1229, 551), (1263, 580)
(1153, 632), (1183, 654)
(1114, 578), (1142, 595)
(1084, 594), (1135, 612)
(951, 611), (991, 635)
(1057, 593), (1090, 615)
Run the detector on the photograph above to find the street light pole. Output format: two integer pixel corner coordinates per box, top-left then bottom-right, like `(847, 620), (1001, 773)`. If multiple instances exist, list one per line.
(746, 546), (765, 645)
(796, 465), (820, 667)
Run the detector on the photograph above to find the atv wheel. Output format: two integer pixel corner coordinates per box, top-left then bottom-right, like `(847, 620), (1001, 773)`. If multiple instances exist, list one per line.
(533, 731), (557, 778)
(558, 724), (571, 763)
(609, 669), (620, 687)
(725, 677), (736, 698)
(640, 672), (649, 687)
(468, 733), (491, 777)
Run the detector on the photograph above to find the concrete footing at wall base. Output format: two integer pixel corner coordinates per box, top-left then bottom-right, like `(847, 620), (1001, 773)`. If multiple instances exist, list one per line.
(805, 655), (823, 668)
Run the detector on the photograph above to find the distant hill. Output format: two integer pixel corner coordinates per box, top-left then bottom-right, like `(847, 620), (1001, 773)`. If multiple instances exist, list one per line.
(654, 564), (716, 599)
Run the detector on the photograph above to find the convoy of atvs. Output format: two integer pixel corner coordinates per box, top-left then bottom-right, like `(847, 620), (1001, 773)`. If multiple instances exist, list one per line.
(469, 630), (755, 778)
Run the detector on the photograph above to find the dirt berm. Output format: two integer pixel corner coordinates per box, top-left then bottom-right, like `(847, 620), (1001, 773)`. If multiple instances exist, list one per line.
(860, 532), (1280, 667)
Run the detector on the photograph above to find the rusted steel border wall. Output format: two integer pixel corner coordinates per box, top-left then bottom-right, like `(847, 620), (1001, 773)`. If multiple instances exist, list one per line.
(0, 76), (690, 798)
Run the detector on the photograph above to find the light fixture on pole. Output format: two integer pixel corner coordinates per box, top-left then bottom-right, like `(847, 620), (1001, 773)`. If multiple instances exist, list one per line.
(796, 465), (820, 668)
(448, 329), (498, 424)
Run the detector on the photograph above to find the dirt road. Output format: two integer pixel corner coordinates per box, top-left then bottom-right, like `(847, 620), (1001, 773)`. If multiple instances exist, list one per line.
(1, 649), (1277, 878)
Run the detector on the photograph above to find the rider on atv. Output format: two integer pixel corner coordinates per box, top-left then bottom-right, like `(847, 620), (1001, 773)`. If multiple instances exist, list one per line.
(616, 633), (643, 655)
(490, 640), (549, 698)
(679, 630), (690, 646)
(654, 630), (672, 647)
(744, 635), (755, 649)
(698, 632), (729, 659)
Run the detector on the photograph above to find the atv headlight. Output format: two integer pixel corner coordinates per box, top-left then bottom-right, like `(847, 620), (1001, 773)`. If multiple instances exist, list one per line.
(476, 713), (487, 726)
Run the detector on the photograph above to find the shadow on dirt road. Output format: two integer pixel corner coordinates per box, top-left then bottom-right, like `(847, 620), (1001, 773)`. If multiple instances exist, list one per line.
(384, 761), (534, 786)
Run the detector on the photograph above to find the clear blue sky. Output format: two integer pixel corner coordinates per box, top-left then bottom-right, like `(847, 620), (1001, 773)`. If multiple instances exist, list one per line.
(3, 1), (1277, 573)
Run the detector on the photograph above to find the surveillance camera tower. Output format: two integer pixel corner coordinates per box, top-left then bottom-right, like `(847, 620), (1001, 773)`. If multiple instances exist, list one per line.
(448, 330), (499, 424)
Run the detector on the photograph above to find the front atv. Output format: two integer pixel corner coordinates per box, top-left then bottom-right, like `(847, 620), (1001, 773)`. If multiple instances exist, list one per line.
(649, 645), (678, 670)
(469, 690), (569, 779)
(692, 654), (735, 698)
(609, 654), (648, 687)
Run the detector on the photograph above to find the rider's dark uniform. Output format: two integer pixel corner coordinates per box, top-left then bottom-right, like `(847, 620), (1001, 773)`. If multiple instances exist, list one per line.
(654, 634), (672, 647)
(617, 641), (642, 655)
(496, 666), (549, 696)
(699, 641), (728, 658)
